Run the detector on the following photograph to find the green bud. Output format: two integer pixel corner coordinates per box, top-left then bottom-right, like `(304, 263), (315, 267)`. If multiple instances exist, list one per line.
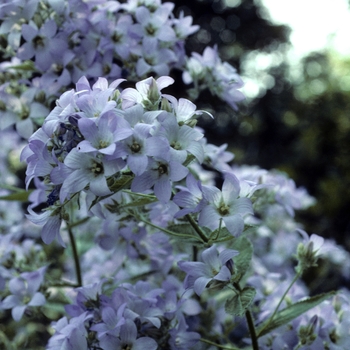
(147, 78), (160, 103)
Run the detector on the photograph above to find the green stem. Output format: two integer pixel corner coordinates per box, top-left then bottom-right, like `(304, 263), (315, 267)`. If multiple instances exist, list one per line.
(210, 217), (222, 241)
(233, 282), (259, 350)
(245, 309), (259, 350)
(185, 214), (208, 243)
(67, 216), (90, 229)
(122, 190), (157, 199)
(67, 227), (82, 287)
(257, 271), (301, 338)
(49, 282), (80, 288)
(138, 216), (204, 242)
(199, 338), (240, 350)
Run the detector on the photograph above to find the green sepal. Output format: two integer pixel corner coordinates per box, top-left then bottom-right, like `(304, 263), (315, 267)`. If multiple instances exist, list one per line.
(225, 286), (256, 317)
(256, 291), (336, 338)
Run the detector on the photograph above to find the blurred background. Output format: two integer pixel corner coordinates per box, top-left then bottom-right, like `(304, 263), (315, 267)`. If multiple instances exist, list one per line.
(171, 0), (350, 250)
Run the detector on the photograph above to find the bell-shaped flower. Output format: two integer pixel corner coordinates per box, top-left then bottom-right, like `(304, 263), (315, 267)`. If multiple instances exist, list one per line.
(103, 318), (158, 350)
(156, 115), (204, 163)
(295, 229), (330, 273)
(26, 206), (65, 247)
(114, 123), (169, 176)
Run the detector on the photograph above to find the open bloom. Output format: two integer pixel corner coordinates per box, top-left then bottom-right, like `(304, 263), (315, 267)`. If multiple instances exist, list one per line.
(59, 148), (125, 202)
(198, 172), (253, 236)
(131, 157), (188, 203)
(2, 267), (46, 321)
(178, 245), (239, 295)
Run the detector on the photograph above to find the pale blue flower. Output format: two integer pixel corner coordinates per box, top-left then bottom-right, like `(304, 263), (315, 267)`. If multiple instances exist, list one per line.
(198, 172), (253, 236)
(178, 245), (239, 295)
(59, 148), (125, 202)
(131, 157), (188, 203)
(1, 267), (46, 321)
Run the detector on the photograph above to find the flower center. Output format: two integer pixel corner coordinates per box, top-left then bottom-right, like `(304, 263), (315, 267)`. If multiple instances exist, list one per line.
(33, 35), (45, 48)
(170, 141), (182, 150)
(145, 24), (157, 36)
(158, 163), (168, 175)
(218, 203), (230, 216)
(130, 141), (141, 153)
(91, 161), (104, 175)
(98, 140), (109, 149)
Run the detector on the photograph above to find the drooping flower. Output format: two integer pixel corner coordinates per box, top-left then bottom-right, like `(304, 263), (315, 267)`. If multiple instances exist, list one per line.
(26, 206), (65, 247)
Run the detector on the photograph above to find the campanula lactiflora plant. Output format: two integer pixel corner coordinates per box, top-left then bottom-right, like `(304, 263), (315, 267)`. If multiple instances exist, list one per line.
(0, 1), (350, 349)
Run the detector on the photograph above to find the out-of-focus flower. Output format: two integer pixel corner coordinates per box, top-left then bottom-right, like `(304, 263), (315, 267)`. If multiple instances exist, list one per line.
(1, 267), (46, 321)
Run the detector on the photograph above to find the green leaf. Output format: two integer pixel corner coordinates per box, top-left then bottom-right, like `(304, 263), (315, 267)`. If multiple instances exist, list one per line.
(0, 190), (32, 202)
(225, 286), (256, 316)
(108, 173), (134, 192)
(256, 291), (336, 338)
(230, 235), (253, 278)
(6, 60), (35, 71)
(119, 196), (158, 208)
(209, 226), (232, 242)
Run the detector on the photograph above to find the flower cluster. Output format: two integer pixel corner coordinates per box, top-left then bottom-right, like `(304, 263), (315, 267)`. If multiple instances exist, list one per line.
(183, 45), (245, 110)
(21, 75), (253, 246)
(47, 280), (201, 350)
(0, 0), (349, 349)
(0, 0), (245, 140)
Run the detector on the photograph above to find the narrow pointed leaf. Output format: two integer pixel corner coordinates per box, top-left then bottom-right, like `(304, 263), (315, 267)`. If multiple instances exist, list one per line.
(256, 291), (336, 338)
(0, 190), (33, 201)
